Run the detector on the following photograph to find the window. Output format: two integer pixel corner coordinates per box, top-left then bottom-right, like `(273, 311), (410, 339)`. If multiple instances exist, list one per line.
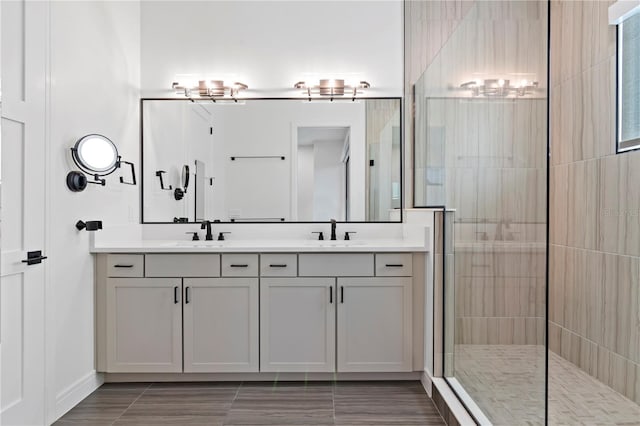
(617, 11), (640, 152)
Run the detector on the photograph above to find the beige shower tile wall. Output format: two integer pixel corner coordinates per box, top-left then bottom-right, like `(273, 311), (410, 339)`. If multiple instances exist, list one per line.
(549, 0), (640, 405)
(454, 249), (546, 345)
(404, 0), (476, 207)
(408, 1), (549, 348)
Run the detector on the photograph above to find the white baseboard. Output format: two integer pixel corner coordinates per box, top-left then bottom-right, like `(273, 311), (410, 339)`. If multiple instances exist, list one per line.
(104, 371), (421, 382)
(420, 370), (433, 397)
(54, 371), (104, 422)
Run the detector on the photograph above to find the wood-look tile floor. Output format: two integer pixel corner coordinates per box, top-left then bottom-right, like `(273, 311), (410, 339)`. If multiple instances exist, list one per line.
(54, 381), (446, 426)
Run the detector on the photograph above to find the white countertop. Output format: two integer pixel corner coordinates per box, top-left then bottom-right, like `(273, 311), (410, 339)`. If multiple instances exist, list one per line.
(90, 239), (428, 253)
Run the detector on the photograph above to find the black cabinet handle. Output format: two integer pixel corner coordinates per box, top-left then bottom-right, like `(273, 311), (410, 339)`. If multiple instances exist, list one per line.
(174, 286), (180, 304)
(269, 264), (287, 268)
(185, 286), (191, 304)
(113, 264), (134, 268)
(385, 264), (404, 267)
(230, 264), (248, 268)
(329, 286), (333, 304)
(340, 286), (344, 303)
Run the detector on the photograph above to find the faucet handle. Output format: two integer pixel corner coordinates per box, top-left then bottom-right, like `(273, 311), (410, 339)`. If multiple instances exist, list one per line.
(186, 232), (200, 241)
(344, 231), (356, 240)
(312, 231), (325, 240)
(217, 232), (230, 241)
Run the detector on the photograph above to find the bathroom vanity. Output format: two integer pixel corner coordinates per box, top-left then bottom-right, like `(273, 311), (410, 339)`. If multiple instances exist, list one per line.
(92, 238), (428, 381)
(90, 94), (426, 381)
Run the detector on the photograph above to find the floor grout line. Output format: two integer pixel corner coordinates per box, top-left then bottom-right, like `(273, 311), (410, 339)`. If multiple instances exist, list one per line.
(109, 383), (153, 425)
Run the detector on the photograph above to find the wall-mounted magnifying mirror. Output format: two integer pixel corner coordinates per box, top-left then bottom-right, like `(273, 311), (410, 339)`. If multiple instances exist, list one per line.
(73, 134), (119, 175)
(67, 133), (137, 191)
(181, 164), (190, 193)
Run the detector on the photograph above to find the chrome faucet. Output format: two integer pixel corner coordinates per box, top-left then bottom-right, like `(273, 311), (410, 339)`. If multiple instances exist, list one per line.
(201, 220), (213, 241)
(330, 219), (337, 240)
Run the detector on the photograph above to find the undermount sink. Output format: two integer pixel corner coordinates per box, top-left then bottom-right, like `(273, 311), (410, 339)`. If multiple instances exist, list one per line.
(303, 241), (368, 247)
(171, 241), (227, 248)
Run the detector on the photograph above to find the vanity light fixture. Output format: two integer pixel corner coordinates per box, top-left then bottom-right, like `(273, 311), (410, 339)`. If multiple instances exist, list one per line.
(460, 79), (538, 97)
(294, 79), (371, 101)
(171, 80), (248, 101)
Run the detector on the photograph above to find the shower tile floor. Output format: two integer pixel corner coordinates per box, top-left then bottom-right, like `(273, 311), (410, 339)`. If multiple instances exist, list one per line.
(453, 345), (640, 425)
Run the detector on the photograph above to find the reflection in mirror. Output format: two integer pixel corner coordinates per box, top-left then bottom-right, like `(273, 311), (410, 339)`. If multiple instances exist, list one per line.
(296, 127), (349, 221)
(181, 164), (190, 192)
(141, 99), (401, 223)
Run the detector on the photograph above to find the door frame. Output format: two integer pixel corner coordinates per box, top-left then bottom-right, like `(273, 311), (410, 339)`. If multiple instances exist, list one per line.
(290, 122), (353, 221)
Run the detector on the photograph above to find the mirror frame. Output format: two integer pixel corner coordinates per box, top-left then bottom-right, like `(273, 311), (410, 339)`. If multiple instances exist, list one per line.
(140, 97), (404, 224)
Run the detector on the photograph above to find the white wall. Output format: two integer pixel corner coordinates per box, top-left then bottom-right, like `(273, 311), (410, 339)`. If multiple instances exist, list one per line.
(48, 1), (140, 421)
(312, 140), (346, 221)
(140, 1), (403, 98)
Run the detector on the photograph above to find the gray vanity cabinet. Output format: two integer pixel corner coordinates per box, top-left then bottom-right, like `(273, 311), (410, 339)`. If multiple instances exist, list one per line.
(105, 278), (183, 373)
(259, 277), (336, 373)
(100, 253), (259, 374)
(183, 278), (259, 372)
(337, 277), (413, 372)
(96, 251), (421, 376)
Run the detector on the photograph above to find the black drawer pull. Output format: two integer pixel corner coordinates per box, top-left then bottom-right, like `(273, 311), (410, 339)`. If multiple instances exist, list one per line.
(185, 286), (191, 304)
(329, 286), (333, 304)
(340, 286), (344, 303)
(385, 264), (404, 267)
(113, 264), (134, 268)
(230, 264), (249, 268)
(174, 286), (180, 304)
(269, 264), (287, 268)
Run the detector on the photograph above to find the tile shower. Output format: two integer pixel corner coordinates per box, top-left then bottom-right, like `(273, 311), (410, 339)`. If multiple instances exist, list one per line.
(407, 0), (640, 424)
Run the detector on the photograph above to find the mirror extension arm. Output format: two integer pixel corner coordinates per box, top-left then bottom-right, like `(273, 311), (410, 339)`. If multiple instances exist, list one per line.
(155, 170), (172, 190)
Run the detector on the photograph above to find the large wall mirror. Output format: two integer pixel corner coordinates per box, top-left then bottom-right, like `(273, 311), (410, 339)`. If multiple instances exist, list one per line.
(141, 98), (402, 223)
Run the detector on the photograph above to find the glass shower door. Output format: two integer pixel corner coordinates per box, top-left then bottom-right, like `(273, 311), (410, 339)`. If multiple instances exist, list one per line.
(413, 1), (549, 424)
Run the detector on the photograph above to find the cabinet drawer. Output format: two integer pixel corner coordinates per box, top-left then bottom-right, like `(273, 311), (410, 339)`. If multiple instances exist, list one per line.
(107, 254), (144, 277)
(375, 253), (413, 277)
(299, 254), (373, 277)
(145, 254), (220, 277)
(221, 254), (259, 277)
(260, 254), (297, 277)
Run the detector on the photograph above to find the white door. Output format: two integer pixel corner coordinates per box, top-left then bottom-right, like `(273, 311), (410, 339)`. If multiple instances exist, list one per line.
(337, 278), (412, 372)
(1, 1), (48, 425)
(183, 278), (259, 372)
(260, 278), (335, 372)
(106, 278), (183, 373)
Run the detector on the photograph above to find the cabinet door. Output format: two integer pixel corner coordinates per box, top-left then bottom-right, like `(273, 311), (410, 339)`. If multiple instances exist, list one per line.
(337, 277), (412, 372)
(183, 278), (259, 372)
(106, 278), (182, 373)
(260, 278), (335, 372)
